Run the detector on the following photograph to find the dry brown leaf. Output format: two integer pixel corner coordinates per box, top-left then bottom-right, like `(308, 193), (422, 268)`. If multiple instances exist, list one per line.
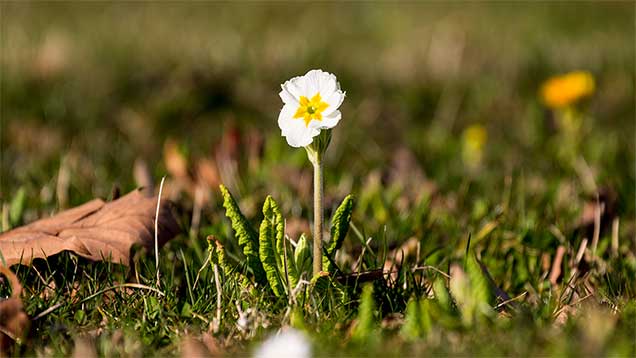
(0, 266), (29, 352)
(0, 189), (179, 267)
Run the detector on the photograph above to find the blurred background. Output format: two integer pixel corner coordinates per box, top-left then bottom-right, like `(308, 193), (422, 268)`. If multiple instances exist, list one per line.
(1, 2), (634, 230)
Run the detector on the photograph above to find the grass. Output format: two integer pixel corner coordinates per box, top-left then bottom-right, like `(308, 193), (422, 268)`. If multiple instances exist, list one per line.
(1, 2), (635, 356)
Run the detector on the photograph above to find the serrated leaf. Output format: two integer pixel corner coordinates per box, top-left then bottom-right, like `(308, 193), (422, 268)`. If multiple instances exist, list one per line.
(219, 185), (266, 286)
(207, 236), (234, 279)
(259, 196), (285, 297)
(309, 271), (348, 308)
(324, 195), (355, 272)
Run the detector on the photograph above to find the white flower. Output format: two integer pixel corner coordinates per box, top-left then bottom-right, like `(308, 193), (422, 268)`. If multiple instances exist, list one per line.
(278, 69), (345, 148)
(253, 328), (311, 358)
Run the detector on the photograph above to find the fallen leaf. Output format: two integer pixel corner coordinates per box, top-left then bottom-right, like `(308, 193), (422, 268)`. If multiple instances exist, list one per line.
(0, 189), (179, 267)
(0, 266), (29, 352)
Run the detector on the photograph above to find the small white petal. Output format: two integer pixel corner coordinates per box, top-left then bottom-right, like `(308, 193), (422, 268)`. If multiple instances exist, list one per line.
(279, 87), (298, 105)
(317, 71), (338, 97)
(278, 104), (319, 147)
(308, 110), (341, 130)
(282, 75), (306, 100)
(303, 69), (323, 96)
(286, 122), (319, 147)
(322, 90), (345, 116)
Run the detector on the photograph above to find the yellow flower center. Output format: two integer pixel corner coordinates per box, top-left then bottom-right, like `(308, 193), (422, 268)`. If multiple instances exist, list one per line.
(293, 93), (329, 127)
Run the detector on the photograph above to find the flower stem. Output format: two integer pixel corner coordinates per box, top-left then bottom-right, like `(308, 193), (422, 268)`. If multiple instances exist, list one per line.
(312, 155), (324, 276)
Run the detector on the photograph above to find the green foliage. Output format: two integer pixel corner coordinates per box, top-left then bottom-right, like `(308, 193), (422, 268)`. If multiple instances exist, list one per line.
(218, 187), (355, 298)
(207, 236), (233, 279)
(465, 253), (492, 315)
(9, 187), (26, 228)
(259, 196), (285, 297)
(218, 187), (302, 298)
(294, 234), (312, 279)
(400, 298), (432, 340)
(219, 184), (266, 286)
(449, 253), (494, 326)
(310, 272), (331, 295)
(352, 284), (377, 344)
(433, 278), (452, 311)
(290, 307), (307, 331)
(324, 195), (355, 272)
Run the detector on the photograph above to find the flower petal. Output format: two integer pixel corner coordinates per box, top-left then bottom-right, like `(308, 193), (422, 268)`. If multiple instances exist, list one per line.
(279, 86), (298, 105)
(308, 110), (341, 130)
(278, 104), (319, 147)
(322, 90), (345, 116)
(303, 69), (323, 96)
(317, 71), (338, 97)
(281, 75), (306, 101)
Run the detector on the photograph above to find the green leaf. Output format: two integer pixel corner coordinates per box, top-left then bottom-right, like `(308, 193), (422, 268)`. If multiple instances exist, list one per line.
(449, 254), (493, 327)
(324, 195), (355, 272)
(294, 234), (311, 279)
(259, 196), (285, 297)
(9, 187), (26, 227)
(219, 185), (266, 286)
(433, 278), (451, 311)
(465, 252), (492, 318)
(207, 236), (234, 279)
(283, 239), (300, 293)
(290, 307), (307, 331)
(401, 298), (432, 340)
(352, 283), (377, 343)
(310, 271), (331, 297)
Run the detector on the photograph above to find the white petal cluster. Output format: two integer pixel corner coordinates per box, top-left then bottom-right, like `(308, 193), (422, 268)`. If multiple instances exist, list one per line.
(278, 69), (345, 148)
(253, 328), (311, 358)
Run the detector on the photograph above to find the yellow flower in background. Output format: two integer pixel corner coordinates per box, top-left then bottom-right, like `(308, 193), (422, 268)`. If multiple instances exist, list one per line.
(462, 124), (487, 169)
(540, 71), (595, 109)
